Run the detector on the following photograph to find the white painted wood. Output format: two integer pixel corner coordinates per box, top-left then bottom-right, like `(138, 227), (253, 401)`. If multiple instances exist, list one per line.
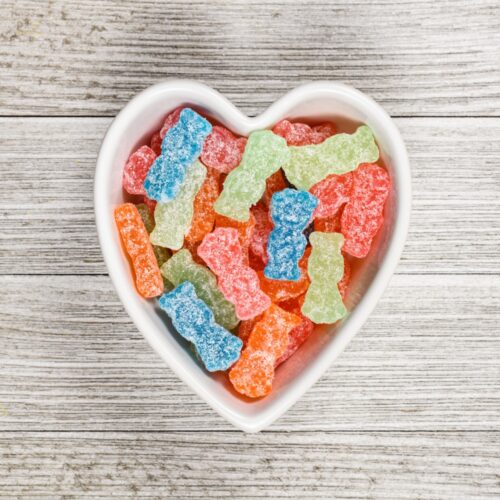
(0, 0), (499, 116)
(1, 431), (499, 499)
(0, 273), (498, 432)
(0, 117), (499, 275)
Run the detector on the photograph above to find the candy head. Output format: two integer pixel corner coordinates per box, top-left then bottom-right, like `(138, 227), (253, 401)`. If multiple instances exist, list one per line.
(159, 282), (211, 329)
(270, 189), (318, 229)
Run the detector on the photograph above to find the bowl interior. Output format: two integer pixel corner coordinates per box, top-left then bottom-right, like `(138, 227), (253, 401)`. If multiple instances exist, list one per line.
(95, 81), (408, 431)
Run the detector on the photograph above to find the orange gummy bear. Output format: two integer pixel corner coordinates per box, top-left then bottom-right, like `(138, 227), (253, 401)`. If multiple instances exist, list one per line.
(114, 203), (164, 298)
(229, 304), (301, 398)
(257, 247), (311, 303)
(185, 167), (220, 244)
(263, 169), (287, 208)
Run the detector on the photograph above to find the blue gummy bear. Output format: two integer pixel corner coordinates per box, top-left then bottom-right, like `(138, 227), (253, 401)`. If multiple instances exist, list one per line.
(143, 108), (212, 202)
(158, 281), (243, 372)
(264, 188), (319, 281)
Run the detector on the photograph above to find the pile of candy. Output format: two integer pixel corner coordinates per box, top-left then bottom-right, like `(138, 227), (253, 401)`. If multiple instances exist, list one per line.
(115, 107), (390, 398)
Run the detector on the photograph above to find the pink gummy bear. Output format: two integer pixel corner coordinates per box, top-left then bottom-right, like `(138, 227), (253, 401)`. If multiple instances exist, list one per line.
(198, 227), (271, 320)
(200, 126), (247, 174)
(310, 172), (353, 219)
(122, 145), (157, 196)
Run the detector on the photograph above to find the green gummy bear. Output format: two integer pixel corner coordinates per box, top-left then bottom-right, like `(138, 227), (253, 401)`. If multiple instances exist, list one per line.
(301, 232), (347, 324)
(214, 130), (290, 221)
(282, 125), (379, 190)
(161, 249), (239, 330)
(136, 203), (155, 234)
(136, 203), (172, 290)
(150, 161), (206, 250)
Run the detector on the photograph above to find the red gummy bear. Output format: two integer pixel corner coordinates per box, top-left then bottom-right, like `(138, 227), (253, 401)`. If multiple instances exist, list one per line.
(309, 122), (337, 144)
(198, 227), (271, 320)
(122, 145), (157, 196)
(341, 163), (390, 258)
(310, 172), (353, 219)
(272, 120), (337, 146)
(200, 126), (247, 174)
(159, 107), (183, 139)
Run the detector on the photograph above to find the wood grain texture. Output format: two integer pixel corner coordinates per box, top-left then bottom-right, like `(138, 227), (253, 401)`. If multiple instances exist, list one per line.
(0, 117), (499, 275)
(0, 273), (498, 432)
(0, 0), (499, 117)
(1, 1), (500, 496)
(1, 431), (499, 499)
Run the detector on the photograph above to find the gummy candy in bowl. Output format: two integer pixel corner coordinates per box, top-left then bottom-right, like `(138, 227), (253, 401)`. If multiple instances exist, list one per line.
(95, 80), (411, 432)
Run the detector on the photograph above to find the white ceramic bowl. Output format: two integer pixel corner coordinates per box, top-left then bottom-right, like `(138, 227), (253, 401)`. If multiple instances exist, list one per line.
(95, 80), (411, 432)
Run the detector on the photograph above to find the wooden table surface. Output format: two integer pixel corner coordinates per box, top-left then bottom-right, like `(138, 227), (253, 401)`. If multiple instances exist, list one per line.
(1, 1), (499, 498)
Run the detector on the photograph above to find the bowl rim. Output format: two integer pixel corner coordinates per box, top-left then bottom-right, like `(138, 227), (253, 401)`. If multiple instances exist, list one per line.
(94, 79), (411, 432)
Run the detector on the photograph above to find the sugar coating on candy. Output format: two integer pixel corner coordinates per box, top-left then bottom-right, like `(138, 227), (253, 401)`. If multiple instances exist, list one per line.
(122, 145), (157, 196)
(114, 203), (164, 298)
(272, 120), (313, 146)
(150, 132), (162, 156)
(272, 120), (337, 146)
(136, 203), (171, 268)
(159, 107), (183, 139)
(185, 167), (220, 244)
(214, 212), (256, 259)
(214, 130), (290, 221)
(275, 301), (314, 367)
(150, 161), (206, 250)
(338, 256), (351, 301)
(310, 172), (353, 219)
(341, 163), (390, 258)
(158, 282), (242, 372)
(263, 170), (287, 208)
(249, 203), (273, 265)
(197, 227), (271, 320)
(200, 125), (247, 174)
(282, 125), (379, 191)
(259, 247), (311, 303)
(302, 232), (347, 324)
(161, 249), (239, 331)
(144, 108), (212, 203)
(229, 304), (301, 398)
(264, 189), (318, 281)
(310, 122), (337, 144)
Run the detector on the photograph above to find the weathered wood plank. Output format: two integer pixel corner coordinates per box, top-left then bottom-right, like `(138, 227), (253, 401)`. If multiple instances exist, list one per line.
(0, 117), (499, 275)
(0, 0), (499, 116)
(0, 273), (498, 432)
(1, 431), (499, 499)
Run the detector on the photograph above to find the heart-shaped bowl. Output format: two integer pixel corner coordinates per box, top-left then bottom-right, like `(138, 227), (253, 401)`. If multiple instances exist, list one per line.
(95, 80), (411, 432)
